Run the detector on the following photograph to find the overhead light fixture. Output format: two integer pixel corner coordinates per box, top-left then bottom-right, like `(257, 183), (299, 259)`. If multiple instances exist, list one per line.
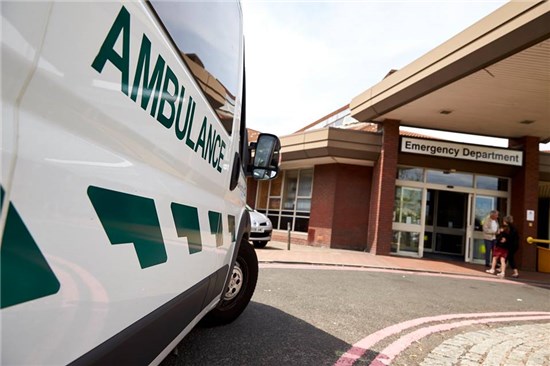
(519, 120), (535, 125)
(440, 110), (453, 115)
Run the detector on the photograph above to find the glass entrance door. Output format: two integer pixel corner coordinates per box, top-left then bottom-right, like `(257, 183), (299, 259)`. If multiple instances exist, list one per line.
(469, 195), (496, 263)
(424, 190), (467, 259)
(466, 195), (507, 263)
(392, 186), (424, 256)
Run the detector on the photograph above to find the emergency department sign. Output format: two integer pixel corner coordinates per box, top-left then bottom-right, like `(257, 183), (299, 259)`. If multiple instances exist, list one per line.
(401, 137), (523, 166)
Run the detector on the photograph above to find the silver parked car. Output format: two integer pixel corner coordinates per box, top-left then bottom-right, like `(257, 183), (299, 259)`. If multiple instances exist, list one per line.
(246, 205), (273, 248)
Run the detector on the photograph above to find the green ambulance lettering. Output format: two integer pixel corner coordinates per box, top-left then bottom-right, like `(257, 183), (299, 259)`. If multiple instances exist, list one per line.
(91, 5), (131, 95)
(194, 117), (227, 172)
(175, 95), (195, 145)
(91, 5), (228, 173)
(130, 34), (166, 122)
(184, 99), (197, 150)
(0, 186), (60, 309)
(157, 63), (179, 128)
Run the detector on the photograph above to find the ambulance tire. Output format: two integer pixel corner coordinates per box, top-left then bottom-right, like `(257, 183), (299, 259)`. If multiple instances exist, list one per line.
(204, 240), (258, 325)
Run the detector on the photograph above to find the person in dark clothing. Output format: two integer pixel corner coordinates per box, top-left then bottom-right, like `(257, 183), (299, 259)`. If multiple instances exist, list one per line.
(503, 215), (520, 278)
(486, 223), (510, 278)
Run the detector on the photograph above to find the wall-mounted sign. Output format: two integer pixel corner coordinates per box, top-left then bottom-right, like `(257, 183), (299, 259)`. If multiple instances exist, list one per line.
(401, 137), (523, 166)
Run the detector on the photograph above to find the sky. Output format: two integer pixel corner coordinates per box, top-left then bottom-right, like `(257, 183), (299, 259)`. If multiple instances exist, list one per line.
(241, 0), (509, 138)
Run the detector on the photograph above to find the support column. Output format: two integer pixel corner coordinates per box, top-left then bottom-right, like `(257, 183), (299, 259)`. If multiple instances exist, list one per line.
(509, 136), (539, 271)
(367, 120), (399, 255)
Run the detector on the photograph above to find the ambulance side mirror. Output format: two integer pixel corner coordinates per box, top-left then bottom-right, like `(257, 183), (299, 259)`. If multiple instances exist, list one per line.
(247, 133), (281, 180)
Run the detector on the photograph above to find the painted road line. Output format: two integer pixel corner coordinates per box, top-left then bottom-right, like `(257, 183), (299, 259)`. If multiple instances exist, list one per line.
(334, 311), (550, 366)
(370, 315), (550, 366)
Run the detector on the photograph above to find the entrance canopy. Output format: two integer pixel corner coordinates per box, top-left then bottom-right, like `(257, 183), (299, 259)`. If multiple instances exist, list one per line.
(350, 1), (550, 143)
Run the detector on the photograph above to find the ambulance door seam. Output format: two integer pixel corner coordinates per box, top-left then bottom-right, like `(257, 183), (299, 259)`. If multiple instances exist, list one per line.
(0, 2), (54, 240)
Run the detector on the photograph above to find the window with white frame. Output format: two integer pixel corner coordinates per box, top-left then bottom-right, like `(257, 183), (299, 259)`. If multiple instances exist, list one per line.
(255, 169), (313, 232)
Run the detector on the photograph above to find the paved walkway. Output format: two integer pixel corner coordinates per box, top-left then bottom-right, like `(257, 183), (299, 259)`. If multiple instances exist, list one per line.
(418, 322), (550, 366)
(256, 241), (550, 286)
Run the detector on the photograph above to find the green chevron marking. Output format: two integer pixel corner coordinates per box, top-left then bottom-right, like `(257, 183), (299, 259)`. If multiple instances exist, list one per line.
(88, 186), (167, 269)
(171, 203), (202, 254)
(208, 211), (223, 247)
(228, 215), (236, 242)
(1, 186), (60, 309)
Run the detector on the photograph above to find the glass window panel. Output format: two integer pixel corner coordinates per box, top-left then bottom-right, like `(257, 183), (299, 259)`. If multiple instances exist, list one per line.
(497, 197), (508, 217)
(425, 189), (434, 226)
(394, 186), (422, 225)
(397, 167), (423, 182)
(473, 239), (486, 261)
(269, 198), (280, 210)
(268, 215), (279, 230)
(296, 198), (311, 212)
(435, 233), (463, 255)
(257, 181), (269, 209)
(426, 170), (473, 188)
(298, 169), (313, 196)
(476, 175), (509, 191)
(392, 231), (419, 253)
(294, 218), (309, 232)
(474, 195), (496, 231)
(436, 191), (466, 229)
(424, 232), (433, 250)
(497, 179), (509, 192)
(150, 1), (240, 134)
(270, 174), (283, 196)
(280, 216), (293, 231)
(283, 171), (298, 210)
(267, 169), (313, 232)
(391, 232), (398, 253)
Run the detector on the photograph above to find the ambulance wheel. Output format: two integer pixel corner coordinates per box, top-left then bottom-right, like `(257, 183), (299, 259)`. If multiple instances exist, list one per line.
(204, 240), (258, 325)
(253, 240), (268, 248)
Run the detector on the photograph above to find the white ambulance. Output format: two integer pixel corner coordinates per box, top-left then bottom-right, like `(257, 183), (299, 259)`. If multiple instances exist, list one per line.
(1, 1), (280, 364)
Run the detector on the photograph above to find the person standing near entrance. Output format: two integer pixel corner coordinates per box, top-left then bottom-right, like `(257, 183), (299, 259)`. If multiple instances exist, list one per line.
(503, 215), (520, 278)
(482, 210), (499, 267)
(486, 221), (510, 278)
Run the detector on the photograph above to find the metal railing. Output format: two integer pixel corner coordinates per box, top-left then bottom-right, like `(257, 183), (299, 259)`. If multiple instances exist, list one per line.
(527, 237), (550, 251)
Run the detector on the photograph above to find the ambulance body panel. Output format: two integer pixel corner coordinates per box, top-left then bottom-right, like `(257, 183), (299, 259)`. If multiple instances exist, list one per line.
(1, 2), (279, 364)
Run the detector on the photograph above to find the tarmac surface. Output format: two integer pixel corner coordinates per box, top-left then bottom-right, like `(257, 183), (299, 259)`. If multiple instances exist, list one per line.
(255, 241), (550, 366)
(256, 241), (550, 286)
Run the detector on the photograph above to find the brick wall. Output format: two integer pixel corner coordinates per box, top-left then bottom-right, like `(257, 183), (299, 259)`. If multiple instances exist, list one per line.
(510, 136), (539, 271)
(332, 164), (372, 250)
(367, 120), (399, 255)
(308, 164), (337, 247)
(308, 163), (372, 249)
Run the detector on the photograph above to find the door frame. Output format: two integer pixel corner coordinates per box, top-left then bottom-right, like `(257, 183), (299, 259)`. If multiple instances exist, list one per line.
(424, 189), (468, 257)
(392, 185), (426, 257)
(394, 169), (510, 262)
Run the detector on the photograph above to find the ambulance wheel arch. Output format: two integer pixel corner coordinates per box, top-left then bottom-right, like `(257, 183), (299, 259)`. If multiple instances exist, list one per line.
(204, 238), (258, 325)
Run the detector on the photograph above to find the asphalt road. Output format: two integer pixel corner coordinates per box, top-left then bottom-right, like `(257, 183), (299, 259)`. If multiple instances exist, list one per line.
(161, 264), (550, 366)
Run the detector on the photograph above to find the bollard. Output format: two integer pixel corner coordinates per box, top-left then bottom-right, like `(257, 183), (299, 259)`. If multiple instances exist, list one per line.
(287, 222), (291, 250)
